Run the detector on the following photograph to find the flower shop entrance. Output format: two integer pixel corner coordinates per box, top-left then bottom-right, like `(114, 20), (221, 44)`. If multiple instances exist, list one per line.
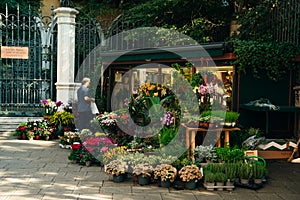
(101, 45), (236, 112)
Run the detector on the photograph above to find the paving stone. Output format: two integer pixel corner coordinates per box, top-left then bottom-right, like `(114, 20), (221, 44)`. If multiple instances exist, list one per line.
(4, 195), (43, 200)
(113, 193), (162, 200)
(100, 186), (132, 194)
(78, 193), (112, 200)
(163, 192), (198, 200)
(132, 185), (170, 193)
(42, 193), (79, 200)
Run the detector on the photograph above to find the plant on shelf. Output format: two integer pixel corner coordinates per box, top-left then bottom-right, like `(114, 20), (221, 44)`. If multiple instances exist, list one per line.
(154, 164), (177, 183)
(214, 172), (227, 190)
(224, 111), (240, 127)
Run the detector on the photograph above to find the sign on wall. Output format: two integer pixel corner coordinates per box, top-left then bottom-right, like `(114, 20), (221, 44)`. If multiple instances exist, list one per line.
(1, 46), (29, 59)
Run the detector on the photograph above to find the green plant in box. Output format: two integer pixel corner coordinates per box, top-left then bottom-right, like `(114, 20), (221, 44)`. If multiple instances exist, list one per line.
(252, 163), (265, 179)
(204, 172), (215, 183)
(214, 172), (227, 183)
(224, 163), (238, 181)
(238, 163), (251, 180)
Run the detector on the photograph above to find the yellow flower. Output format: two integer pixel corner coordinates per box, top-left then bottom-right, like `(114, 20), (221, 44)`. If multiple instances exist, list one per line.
(95, 132), (105, 137)
(193, 86), (199, 93)
(154, 92), (159, 97)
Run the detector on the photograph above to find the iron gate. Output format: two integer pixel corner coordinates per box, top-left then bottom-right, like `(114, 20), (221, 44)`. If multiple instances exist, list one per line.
(0, 7), (57, 116)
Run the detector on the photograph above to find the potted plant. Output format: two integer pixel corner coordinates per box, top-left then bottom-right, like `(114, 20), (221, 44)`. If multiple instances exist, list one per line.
(238, 163), (251, 185)
(13, 122), (29, 139)
(224, 163), (238, 190)
(105, 160), (128, 182)
(193, 145), (216, 163)
(178, 164), (202, 190)
(214, 172), (227, 190)
(49, 111), (75, 135)
(224, 111), (240, 127)
(154, 164), (177, 188)
(133, 163), (154, 186)
(203, 171), (215, 191)
(252, 163), (265, 184)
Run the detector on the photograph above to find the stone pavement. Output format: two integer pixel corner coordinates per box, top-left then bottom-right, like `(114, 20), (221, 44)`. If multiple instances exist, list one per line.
(0, 131), (300, 200)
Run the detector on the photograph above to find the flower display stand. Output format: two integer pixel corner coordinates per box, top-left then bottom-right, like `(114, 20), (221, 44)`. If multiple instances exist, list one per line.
(203, 183), (235, 191)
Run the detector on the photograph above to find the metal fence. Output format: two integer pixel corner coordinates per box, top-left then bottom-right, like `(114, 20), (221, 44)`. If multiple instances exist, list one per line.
(0, 6), (57, 115)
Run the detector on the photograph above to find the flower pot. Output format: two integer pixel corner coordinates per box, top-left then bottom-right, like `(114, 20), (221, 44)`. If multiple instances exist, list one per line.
(226, 181), (234, 191)
(205, 181), (215, 191)
(240, 178), (249, 185)
(113, 174), (127, 183)
(254, 178), (263, 185)
(160, 180), (172, 188)
(138, 175), (150, 186)
(173, 179), (185, 190)
(35, 135), (41, 140)
(184, 180), (197, 190)
(216, 182), (224, 191)
(20, 134), (27, 140)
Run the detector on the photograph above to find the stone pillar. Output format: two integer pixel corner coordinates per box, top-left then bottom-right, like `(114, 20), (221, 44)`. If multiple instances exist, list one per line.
(54, 7), (79, 105)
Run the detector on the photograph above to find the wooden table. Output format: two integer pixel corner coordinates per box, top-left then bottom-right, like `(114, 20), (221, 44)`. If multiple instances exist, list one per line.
(181, 123), (240, 157)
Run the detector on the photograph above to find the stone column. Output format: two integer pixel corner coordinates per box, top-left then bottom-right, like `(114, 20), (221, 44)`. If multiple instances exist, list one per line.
(54, 7), (79, 105)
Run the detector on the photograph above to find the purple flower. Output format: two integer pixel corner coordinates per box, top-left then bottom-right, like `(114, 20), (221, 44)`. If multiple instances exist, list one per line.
(56, 101), (63, 107)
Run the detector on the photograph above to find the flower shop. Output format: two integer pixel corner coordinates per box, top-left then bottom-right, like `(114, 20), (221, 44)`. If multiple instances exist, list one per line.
(12, 42), (300, 191)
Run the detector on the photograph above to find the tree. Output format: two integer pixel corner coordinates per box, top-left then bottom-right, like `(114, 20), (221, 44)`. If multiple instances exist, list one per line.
(0, 0), (42, 14)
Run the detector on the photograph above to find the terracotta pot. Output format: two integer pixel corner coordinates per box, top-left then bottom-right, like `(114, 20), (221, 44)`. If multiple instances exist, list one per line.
(35, 135), (41, 140)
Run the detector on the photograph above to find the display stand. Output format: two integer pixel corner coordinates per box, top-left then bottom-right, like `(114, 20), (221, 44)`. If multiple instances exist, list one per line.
(181, 123), (240, 158)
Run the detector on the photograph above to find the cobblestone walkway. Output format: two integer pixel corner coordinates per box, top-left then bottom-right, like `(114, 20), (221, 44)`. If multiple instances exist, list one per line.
(0, 132), (299, 200)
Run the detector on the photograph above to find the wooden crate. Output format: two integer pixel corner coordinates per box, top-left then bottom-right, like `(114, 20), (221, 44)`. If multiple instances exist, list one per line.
(258, 150), (293, 159)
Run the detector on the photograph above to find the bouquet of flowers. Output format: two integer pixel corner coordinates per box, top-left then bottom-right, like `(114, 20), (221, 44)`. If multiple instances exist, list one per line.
(41, 99), (63, 115)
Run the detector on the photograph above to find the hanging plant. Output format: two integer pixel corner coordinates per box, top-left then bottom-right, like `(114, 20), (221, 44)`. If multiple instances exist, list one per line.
(232, 40), (299, 81)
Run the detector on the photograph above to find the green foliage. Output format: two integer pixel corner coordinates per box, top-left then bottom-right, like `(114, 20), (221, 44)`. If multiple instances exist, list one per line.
(49, 111), (75, 127)
(233, 40), (299, 81)
(214, 172), (227, 182)
(204, 172), (215, 183)
(225, 111), (239, 123)
(238, 163), (251, 179)
(121, 0), (232, 43)
(251, 163), (266, 179)
(0, 0), (41, 14)
(215, 147), (245, 163)
(160, 126), (178, 146)
(224, 163), (239, 181)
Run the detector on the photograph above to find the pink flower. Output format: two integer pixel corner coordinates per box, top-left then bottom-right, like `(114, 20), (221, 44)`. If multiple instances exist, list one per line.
(100, 147), (109, 152)
(198, 85), (207, 95)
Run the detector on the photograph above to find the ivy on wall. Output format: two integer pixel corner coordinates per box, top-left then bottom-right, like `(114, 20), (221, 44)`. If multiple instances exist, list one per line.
(232, 40), (299, 81)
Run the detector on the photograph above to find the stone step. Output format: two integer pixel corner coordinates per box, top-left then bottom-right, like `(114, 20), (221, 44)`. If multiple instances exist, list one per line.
(0, 117), (43, 133)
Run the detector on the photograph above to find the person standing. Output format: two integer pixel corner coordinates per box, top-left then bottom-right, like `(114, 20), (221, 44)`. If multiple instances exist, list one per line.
(77, 77), (95, 131)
